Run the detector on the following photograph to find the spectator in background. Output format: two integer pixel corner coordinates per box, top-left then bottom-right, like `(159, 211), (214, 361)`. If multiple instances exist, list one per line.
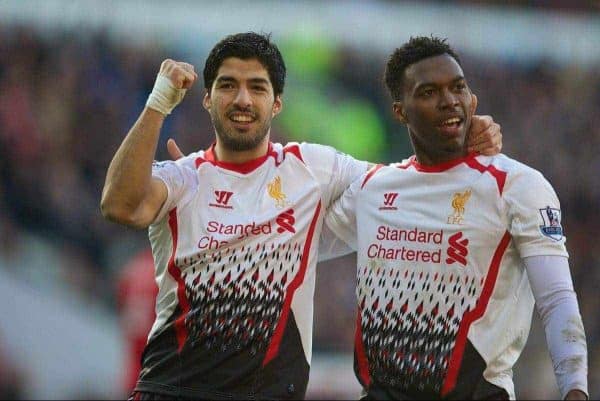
(116, 249), (158, 395)
(0, 332), (26, 400)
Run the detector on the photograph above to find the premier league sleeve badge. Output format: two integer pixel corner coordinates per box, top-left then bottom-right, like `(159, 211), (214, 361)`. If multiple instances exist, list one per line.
(539, 206), (563, 241)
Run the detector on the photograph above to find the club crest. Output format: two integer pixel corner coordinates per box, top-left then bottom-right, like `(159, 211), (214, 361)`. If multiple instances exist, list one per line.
(267, 176), (289, 209)
(447, 189), (471, 225)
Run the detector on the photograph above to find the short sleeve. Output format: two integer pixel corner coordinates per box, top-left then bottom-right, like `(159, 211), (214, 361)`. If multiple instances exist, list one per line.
(151, 157), (198, 223)
(323, 173), (363, 250)
(505, 168), (568, 259)
(300, 143), (369, 208)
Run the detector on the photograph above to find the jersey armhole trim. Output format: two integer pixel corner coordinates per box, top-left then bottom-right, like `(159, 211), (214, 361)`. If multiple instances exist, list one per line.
(361, 164), (384, 189)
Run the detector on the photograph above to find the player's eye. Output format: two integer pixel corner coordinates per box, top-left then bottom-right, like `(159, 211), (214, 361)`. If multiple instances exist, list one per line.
(419, 89), (434, 97)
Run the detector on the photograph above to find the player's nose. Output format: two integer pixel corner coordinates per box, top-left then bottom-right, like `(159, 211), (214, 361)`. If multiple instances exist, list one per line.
(233, 87), (252, 109)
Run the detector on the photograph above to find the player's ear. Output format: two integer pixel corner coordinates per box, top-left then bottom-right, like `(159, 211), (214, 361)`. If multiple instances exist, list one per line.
(393, 101), (407, 124)
(272, 95), (282, 117)
(202, 91), (211, 111)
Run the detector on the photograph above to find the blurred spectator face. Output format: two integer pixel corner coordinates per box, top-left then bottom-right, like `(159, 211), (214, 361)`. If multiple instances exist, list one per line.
(395, 54), (475, 157)
(202, 57), (282, 151)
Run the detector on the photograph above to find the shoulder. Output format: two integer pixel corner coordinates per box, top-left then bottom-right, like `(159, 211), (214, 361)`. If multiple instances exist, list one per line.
(265, 141), (313, 164)
(291, 142), (366, 168)
(297, 142), (339, 160)
(486, 154), (550, 186)
(154, 151), (202, 171)
(359, 163), (402, 189)
(479, 154), (559, 206)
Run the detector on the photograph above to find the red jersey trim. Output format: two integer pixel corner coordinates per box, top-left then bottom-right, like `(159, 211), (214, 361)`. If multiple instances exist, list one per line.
(396, 160), (412, 170)
(262, 201), (322, 366)
(354, 308), (371, 386)
(406, 152), (478, 172)
(464, 157), (507, 195)
(361, 164), (384, 189)
(166, 208), (191, 352)
(194, 142), (275, 173)
(398, 153), (507, 195)
(282, 143), (304, 164)
(440, 231), (512, 396)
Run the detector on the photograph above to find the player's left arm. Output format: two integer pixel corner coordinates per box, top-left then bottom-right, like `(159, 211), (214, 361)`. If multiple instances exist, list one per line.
(524, 256), (588, 400)
(507, 166), (588, 399)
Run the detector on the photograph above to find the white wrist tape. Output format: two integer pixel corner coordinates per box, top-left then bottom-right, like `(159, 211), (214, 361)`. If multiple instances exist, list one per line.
(145, 74), (187, 115)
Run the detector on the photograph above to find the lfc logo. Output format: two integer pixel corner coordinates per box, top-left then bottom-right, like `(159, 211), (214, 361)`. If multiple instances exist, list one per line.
(267, 176), (289, 209)
(447, 189), (471, 225)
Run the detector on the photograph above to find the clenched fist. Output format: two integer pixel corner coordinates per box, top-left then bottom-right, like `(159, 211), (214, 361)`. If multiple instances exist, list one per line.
(159, 59), (198, 90)
(146, 59), (198, 115)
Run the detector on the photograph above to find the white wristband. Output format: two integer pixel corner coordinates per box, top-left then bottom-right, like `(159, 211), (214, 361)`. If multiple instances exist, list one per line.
(145, 74), (187, 115)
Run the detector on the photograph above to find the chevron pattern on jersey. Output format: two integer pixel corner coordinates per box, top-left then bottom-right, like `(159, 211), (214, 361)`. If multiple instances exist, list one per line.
(176, 241), (303, 353)
(358, 263), (483, 393)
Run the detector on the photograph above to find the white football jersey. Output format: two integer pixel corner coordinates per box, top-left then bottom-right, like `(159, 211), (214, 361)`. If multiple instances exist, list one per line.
(137, 142), (367, 399)
(325, 153), (568, 399)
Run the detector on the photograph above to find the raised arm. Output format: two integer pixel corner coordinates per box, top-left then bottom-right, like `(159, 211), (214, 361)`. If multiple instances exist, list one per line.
(100, 59), (197, 229)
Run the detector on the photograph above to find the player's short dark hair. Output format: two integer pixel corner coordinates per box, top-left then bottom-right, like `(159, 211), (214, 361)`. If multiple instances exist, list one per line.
(384, 36), (461, 101)
(203, 32), (286, 96)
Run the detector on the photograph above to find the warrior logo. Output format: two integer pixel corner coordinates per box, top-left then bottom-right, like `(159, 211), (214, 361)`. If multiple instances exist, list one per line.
(447, 189), (471, 225)
(446, 231), (469, 266)
(276, 209), (296, 234)
(539, 206), (563, 241)
(267, 176), (289, 209)
(379, 192), (399, 210)
(210, 190), (234, 209)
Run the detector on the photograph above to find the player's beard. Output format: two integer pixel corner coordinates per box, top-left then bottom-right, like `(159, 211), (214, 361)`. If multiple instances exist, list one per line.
(211, 109), (272, 152)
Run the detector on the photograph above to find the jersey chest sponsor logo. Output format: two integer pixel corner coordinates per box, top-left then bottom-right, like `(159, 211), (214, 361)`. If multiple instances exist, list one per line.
(210, 190), (234, 209)
(445, 232), (469, 266)
(276, 209), (296, 234)
(267, 175), (290, 209)
(447, 189), (471, 225)
(379, 192), (399, 210)
(368, 226), (470, 266)
(539, 206), (563, 241)
(198, 209), (297, 250)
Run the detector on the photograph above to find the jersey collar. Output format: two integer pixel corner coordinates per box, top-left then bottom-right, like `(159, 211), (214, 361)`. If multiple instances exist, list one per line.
(407, 152), (478, 172)
(202, 142), (275, 174)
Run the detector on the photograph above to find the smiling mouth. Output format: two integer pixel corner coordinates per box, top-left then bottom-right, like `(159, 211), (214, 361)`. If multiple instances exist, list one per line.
(437, 117), (464, 136)
(440, 117), (463, 127)
(228, 112), (256, 125)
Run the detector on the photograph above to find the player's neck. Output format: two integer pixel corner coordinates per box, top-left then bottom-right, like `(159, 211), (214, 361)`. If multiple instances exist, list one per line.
(214, 139), (270, 164)
(413, 147), (469, 167)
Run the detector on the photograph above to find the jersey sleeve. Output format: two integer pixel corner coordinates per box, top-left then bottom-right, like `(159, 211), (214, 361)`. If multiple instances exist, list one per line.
(505, 167), (568, 258)
(318, 221), (356, 262)
(524, 255), (588, 399)
(299, 143), (369, 209)
(323, 172), (363, 251)
(151, 156), (198, 223)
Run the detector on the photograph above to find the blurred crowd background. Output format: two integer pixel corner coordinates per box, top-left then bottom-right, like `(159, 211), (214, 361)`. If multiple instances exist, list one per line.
(0, 0), (598, 399)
